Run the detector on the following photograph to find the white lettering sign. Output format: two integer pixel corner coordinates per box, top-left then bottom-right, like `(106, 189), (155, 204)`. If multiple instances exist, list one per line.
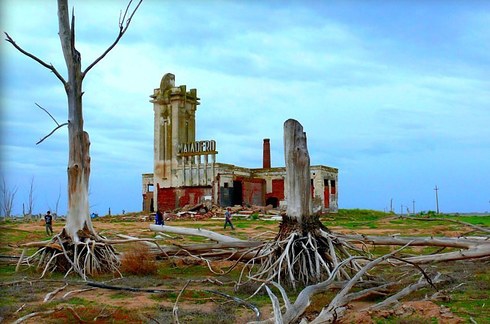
(178, 140), (216, 155)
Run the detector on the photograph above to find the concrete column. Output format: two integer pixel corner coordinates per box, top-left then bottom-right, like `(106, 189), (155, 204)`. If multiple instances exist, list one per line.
(204, 154), (208, 185)
(327, 179), (331, 210)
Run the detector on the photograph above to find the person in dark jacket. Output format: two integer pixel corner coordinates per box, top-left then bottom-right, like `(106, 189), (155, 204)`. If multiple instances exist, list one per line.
(44, 211), (53, 236)
(224, 207), (234, 230)
(155, 209), (164, 225)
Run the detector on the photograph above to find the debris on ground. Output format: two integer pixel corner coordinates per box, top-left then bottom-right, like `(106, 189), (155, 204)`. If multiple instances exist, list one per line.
(140, 204), (287, 222)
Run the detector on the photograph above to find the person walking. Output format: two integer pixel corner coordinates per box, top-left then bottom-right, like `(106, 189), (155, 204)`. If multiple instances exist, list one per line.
(44, 211), (53, 236)
(224, 207), (235, 230)
(155, 209), (164, 225)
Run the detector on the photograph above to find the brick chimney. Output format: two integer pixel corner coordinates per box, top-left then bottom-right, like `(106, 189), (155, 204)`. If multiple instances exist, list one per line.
(263, 138), (271, 169)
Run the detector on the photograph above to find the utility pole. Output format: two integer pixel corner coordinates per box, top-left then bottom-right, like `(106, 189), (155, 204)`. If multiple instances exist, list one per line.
(434, 185), (440, 214)
(400, 204), (403, 216)
(412, 200), (415, 216)
(390, 198), (393, 213)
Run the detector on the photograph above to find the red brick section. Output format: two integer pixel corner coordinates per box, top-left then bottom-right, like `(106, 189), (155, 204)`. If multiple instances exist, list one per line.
(324, 187), (330, 208)
(263, 138), (271, 169)
(267, 178), (285, 201)
(157, 187), (211, 211)
(242, 178), (265, 205)
(158, 187), (176, 211)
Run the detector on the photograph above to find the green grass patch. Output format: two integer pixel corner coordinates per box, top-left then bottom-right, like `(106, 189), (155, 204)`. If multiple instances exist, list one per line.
(442, 291), (490, 322)
(66, 297), (93, 306)
(450, 215), (490, 226)
(0, 265), (16, 276)
(109, 291), (133, 300)
(324, 209), (388, 229)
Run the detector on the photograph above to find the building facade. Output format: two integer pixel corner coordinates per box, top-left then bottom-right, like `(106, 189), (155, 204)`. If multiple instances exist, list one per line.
(142, 73), (338, 213)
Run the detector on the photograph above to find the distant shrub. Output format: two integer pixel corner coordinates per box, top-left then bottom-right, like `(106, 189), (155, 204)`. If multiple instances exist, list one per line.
(120, 243), (157, 275)
(250, 213), (259, 220)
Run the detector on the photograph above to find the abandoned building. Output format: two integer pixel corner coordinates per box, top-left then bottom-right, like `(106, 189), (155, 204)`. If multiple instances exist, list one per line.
(142, 73), (338, 213)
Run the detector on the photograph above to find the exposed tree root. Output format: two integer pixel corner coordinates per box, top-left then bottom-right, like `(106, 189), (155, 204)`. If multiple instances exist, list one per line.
(17, 225), (120, 280)
(148, 221), (490, 323)
(238, 217), (367, 290)
(252, 245), (448, 324)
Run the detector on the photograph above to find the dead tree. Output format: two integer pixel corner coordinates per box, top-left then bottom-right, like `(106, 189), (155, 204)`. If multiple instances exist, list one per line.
(6, 0), (142, 278)
(1, 178), (18, 218)
(234, 119), (367, 289)
(26, 176), (35, 217)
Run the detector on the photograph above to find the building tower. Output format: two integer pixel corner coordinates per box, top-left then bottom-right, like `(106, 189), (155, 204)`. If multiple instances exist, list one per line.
(146, 73), (217, 211)
(150, 73), (199, 187)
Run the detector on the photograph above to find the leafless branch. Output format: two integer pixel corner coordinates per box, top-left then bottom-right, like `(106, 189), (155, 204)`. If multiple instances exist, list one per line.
(36, 123), (68, 145)
(65, 306), (86, 323)
(366, 273), (444, 311)
(173, 280), (190, 324)
(35, 103), (62, 126)
(4, 32), (67, 85)
(86, 281), (175, 293)
(43, 283), (69, 302)
(82, 0), (143, 78)
(13, 307), (62, 324)
(34, 103), (68, 145)
(206, 289), (261, 321)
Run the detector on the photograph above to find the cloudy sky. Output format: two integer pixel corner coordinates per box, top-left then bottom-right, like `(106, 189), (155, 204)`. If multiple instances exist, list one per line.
(1, 0), (489, 216)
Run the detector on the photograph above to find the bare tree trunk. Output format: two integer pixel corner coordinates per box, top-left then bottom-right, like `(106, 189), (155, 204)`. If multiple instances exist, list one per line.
(5, 0), (139, 277)
(57, 0), (95, 242)
(27, 177), (35, 216)
(54, 185), (62, 217)
(284, 119), (312, 222)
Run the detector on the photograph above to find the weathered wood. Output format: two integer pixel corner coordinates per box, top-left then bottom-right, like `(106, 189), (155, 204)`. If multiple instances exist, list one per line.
(86, 281), (175, 293)
(284, 119), (312, 220)
(57, 0), (94, 242)
(149, 224), (246, 243)
(6, 2), (141, 277)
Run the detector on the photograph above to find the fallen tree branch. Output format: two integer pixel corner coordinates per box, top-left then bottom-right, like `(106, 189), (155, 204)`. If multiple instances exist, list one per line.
(251, 256), (366, 324)
(173, 280), (190, 324)
(367, 273), (444, 311)
(403, 244), (490, 263)
(65, 306), (86, 323)
(338, 234), (485, 249)
(150, 224), (246, 243)
(13, 307), (63, 324)
(86, 281), (175, 293)
(406, 216), (490, 234)
(62, 287), (96, 299)
(43, 283), (69, 302)
(206, 289), (261, 321)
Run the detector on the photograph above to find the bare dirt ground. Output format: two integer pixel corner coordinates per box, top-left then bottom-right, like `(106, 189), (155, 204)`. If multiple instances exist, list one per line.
(1, 214), (488, 323)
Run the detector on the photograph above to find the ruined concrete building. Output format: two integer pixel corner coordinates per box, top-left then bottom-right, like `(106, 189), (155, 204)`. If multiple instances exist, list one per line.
(142, 73), (338, 213)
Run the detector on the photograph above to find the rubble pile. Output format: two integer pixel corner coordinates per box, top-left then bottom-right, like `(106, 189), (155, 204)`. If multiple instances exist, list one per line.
(150, 203), (285, 222)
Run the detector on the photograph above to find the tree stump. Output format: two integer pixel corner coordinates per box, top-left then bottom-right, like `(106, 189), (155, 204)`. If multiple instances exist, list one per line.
(284, 119), (312, 221)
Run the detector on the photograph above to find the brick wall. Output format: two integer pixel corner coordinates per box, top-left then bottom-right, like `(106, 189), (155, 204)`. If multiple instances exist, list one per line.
(157, 186), (212, 211)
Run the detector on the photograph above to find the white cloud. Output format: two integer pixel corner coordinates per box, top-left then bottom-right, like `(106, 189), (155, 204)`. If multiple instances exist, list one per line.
(1, 0), (490, 215)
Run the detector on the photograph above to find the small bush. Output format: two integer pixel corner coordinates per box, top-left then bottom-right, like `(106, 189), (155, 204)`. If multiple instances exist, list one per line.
(120, 243), (157, 275)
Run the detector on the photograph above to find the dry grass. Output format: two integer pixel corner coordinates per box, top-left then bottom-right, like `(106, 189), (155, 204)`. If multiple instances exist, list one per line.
(120, 243), (158, 275)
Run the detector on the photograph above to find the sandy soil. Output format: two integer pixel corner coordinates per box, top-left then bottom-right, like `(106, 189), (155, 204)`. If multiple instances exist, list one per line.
(0, 215), (481, 323)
